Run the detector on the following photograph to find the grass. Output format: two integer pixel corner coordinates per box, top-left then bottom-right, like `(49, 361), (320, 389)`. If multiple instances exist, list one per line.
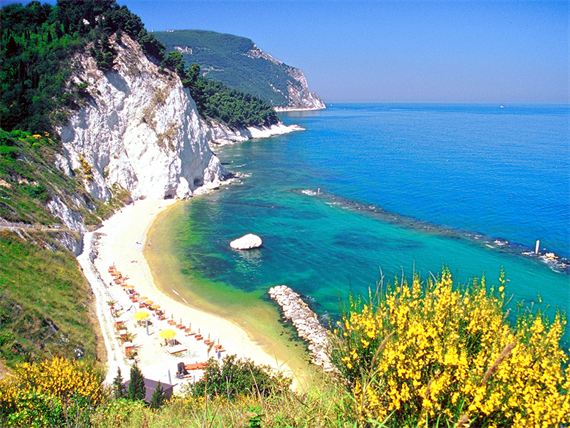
(0, 230), (102, 368)
(90, 369), (356, 428)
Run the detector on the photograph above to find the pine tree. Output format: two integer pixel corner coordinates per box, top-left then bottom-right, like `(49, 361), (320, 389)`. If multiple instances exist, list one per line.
(149, 380), (166, 409)
(112, 367), (126, 399)
(128, 364), (146, 402)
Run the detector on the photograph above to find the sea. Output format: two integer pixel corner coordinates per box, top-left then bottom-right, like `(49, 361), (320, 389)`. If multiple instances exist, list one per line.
(158, 104), (570, 340)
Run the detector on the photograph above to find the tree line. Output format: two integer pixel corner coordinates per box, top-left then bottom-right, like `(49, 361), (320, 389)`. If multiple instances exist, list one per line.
(161, 53), (279, 129)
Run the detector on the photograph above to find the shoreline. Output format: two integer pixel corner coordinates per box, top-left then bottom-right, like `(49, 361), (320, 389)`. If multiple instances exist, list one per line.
(209, 122), (304, 147)
(79, 198), (301, 388)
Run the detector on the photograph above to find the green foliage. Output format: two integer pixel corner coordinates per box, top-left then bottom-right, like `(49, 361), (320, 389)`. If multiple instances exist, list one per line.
(0, 357), (104, 427)
(0, 231), (98, 367)
(149, 381), (166, 410)
(0, 129), (79, 225)
(113, 368), (127, 400)
(128, 365), (146, 402)
(1, 0), (165, 135)
(90, 32), (117, 71)
(184, 65), (279, 129)
(154, 29), (300, 108)
(2, 390), (67, 428)
(161, 51), (186, 77)
(191, 354), (292, 400)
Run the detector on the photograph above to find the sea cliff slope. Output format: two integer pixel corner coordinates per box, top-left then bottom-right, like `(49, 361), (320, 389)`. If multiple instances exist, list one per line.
(58, 33), (227, 202)
(154, 30), (326, 110)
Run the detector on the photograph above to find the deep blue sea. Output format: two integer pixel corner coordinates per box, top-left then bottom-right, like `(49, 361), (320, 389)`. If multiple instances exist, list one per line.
(171, 104), (570, 327)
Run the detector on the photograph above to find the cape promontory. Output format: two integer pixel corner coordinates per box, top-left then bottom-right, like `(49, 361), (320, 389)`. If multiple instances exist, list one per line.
(154, 30), (326, 111)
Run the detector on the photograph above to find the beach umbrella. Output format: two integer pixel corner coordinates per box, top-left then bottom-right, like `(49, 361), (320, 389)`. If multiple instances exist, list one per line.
(144, 300), (153, 305)
(125, 285), (135, 289)
(139, 296), (148, 301)
(159, 329), (176, 339)
(151, 304), (161, 310)
(134, 311), (150, 321)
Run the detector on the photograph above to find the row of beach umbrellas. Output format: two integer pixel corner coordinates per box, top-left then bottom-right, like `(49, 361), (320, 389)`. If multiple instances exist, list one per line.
(111, 264), (223, 352)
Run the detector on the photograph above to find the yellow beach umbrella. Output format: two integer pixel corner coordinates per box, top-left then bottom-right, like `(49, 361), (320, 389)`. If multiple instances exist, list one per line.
(134, 311), (150, 321)
(159, 329), (176, 339)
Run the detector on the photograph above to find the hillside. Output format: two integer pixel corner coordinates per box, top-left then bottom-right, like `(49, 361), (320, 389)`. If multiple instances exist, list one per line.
(154, 30), (326, 110)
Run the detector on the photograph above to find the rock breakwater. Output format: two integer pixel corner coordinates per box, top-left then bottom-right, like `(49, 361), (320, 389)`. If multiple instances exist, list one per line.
(268, 285), (334, 372)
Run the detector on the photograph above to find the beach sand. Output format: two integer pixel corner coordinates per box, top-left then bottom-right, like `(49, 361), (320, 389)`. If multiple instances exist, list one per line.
(79, 198), (298, 390)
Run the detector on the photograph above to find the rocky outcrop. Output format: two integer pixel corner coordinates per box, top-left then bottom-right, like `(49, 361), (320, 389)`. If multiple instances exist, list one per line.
(207, 121), (304, 146)
(230, 234), (263, 250)
(268, 285), (334, 372)
(58, 34), (227, 202)
(244, 44), (326, 111)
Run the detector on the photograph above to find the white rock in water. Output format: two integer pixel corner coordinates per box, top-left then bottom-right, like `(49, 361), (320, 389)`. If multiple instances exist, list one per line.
(230, 234), (262, 250)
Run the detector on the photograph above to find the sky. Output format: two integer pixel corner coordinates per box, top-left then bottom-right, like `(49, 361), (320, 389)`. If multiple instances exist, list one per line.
(6, 0), (570, 103)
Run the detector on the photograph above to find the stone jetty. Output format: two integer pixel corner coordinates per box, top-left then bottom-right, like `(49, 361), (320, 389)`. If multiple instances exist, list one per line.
(268, 285), (335, 372)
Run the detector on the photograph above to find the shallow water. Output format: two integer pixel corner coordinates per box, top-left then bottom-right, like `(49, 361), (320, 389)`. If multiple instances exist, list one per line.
(156, 104), (570, 343)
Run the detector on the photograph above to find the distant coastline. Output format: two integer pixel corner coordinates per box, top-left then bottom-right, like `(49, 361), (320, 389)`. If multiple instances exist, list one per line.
(275, 106), (326, 112)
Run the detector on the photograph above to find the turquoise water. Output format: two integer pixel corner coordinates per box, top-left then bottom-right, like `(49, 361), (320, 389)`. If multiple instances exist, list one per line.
(175, 104), (569, 327)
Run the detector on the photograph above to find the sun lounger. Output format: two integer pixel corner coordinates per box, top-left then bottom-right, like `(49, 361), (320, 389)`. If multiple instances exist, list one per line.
(168, 344), (187, 354)
(185, 362), (208, 371)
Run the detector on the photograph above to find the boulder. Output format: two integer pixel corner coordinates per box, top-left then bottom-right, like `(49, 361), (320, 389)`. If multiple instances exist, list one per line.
(230, 234), (263, 250)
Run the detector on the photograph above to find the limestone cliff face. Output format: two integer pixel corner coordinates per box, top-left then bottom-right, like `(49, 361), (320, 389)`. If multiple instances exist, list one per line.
(245, 44), (326, 111)
(58, 34), (227, 202)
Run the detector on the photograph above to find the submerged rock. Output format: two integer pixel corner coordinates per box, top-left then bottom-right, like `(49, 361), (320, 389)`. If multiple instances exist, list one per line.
(230, 234), (263, 250)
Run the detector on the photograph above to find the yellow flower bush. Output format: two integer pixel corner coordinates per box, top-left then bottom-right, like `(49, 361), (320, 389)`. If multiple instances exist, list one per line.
(331, 268), (570, 427)
(0, 357), (105, 426)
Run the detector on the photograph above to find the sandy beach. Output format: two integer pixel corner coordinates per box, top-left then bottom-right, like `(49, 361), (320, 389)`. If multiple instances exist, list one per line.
(78, 198), (294, 390)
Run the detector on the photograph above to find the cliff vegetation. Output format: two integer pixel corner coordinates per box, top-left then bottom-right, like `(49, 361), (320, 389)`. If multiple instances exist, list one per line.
(0, 0), (165, 136)
(1, 0), (275, 139)
(161, 52), (279, 129)
(155, 30), (326, 109)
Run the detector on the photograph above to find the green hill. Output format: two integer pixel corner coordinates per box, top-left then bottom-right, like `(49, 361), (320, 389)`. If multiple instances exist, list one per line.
(154, 30), (326, 109)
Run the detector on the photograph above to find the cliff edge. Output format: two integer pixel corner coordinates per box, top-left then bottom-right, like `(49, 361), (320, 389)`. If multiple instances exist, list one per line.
(58, 34), (227, 202)
(154, 30), (326, 111)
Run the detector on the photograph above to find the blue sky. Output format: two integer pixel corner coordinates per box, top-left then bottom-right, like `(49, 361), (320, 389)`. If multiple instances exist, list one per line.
(6, 0), (569, 103)
(119, 0), (569, 104)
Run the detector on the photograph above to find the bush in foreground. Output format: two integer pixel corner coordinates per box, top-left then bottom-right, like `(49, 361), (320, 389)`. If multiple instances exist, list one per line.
(0, 356), (104, 427)
(330, 269), (570, 427)
(190, 354), (292, 399)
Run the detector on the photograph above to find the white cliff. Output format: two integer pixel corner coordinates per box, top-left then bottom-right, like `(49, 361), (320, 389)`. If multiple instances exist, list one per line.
(58, 34), (227, 202)
(244, 44), (326, 111)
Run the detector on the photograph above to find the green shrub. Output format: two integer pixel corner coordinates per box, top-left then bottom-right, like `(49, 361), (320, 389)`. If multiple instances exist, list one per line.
(191, 354), (292, 400)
